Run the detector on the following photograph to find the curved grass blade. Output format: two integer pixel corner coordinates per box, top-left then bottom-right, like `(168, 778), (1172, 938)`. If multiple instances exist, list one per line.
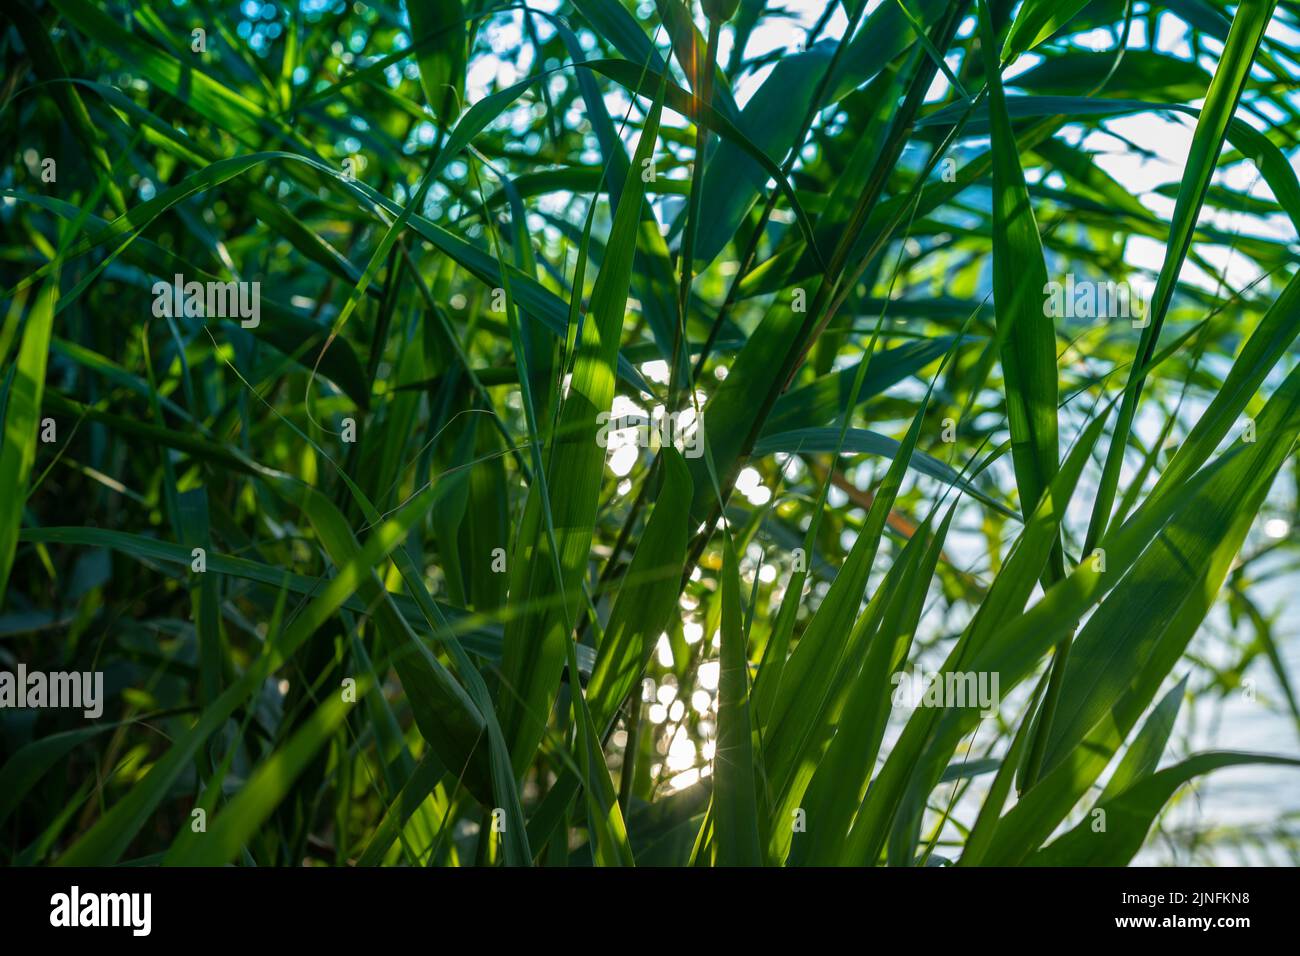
(1030, 752), (1300, 866)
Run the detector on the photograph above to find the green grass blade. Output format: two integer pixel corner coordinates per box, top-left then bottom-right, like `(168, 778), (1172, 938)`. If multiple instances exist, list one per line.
(0, 277), (58, 603)
(712, 531), (762, 865)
